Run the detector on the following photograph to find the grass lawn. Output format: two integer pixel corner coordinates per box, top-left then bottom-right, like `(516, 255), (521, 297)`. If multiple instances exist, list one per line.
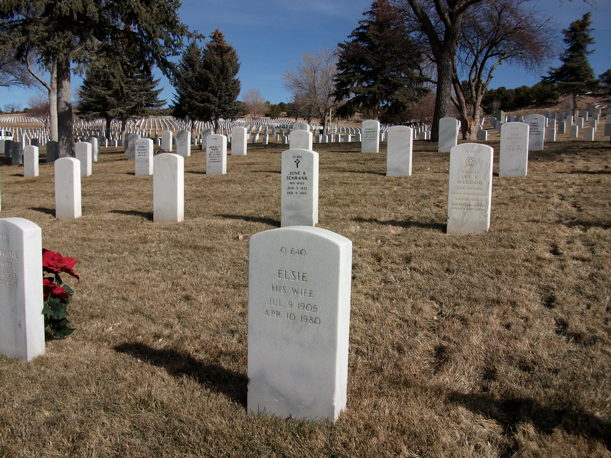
(0, 137), (609, 456)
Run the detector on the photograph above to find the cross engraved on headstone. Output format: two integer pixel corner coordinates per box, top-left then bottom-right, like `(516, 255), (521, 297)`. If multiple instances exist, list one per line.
(294, 158), (300, 168)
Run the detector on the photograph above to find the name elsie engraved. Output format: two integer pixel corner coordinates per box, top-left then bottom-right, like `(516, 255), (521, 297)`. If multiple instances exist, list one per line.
(262, 247), (321, 325)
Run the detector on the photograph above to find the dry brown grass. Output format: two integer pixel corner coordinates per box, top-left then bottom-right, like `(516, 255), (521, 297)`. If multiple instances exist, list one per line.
(0, 135), (609, 457)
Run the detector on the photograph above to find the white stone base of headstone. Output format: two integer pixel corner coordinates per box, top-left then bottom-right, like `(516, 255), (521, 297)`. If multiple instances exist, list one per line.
(154, 153), (184, 223)
(0, 218), (45, 361)
(54, 158), (82, 219)
(447, 143), (493, 234)
(248, 226), (352, 422)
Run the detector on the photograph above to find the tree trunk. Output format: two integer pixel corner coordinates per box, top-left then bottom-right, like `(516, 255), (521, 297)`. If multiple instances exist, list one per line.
(56, 55), (73, 157)
(572, 93), (578, 118)
(433, 49), (455, 142)
(49, 61), (58, 142)
(105, 116), (112, 141)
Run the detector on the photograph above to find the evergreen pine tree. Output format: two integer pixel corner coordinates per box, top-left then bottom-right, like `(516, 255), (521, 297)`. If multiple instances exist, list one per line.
(545, 13), (597, 115)
(333, 0), (428, 120)
(78, 46), (164, 140)
(172, 29), (240, 130)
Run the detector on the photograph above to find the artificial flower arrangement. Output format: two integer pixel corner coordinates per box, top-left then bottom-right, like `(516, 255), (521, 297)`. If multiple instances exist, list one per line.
(42, 249), (79, 338)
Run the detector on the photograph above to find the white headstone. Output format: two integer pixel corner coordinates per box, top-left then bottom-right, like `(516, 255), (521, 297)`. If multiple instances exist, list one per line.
(54, 158), (81, 219)
(571, 125), (579, 138)
(289, 130), (313, 150)
(438, 117), (459, 152)
(292, 121), (310, 131)
(524, 114), (545, 151)
(23, 145), (39, 177)
(154, 153), (184, 223)
(231, 127), (247, 156)
(126, 133), (139, 159)
(0, 217), (45, 361)
(87, 136), (99, 162)
(248, 226), (352, 421)
(281, 149), (319, 227)
(386, 126), (413, 176)
(161, 130), (173, 152)
(361, 120), (380, 153)
(545, 126), (557, 142)
(500, 122), (529, 177)
(75, 142), (93, 177)
(176, 130), (191, 157)
(447, 143), (493, 234)
(135, 138), (154, 176)
(206, 134), (227, 175)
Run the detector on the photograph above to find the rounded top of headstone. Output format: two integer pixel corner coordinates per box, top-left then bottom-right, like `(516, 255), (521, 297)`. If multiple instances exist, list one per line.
(0, 217), (42, 231)
(251, 225), (351, 249)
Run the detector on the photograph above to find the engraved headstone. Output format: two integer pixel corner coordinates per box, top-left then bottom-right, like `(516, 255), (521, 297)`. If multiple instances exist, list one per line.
(447, 143), (493, 234)
(231, 127), (247, 156)
(206, 134), (227, 175)
(0, 218), (45, 361)
(10, 141), (23, 165)
(176, 130), (191, 157)
(524, 114), (545, 151)
(438, 117), (459, 152)
(248, 226), (352, 421)
(500, 122), (529, 177)
(87, 136), (99, 162)
(386, 126), (413, 176)
(23, 145), (39, 177)
(281, 148), (319, 227)
(135, 138), (154, 176)
(289, 130), (313, 150)
(571, 125), (579, 138)
(583, 126), (595, 141)
(292, 121), (310, 131)
(361, 120), (380, 153)
(126, 133), (139, 159)
(154, 153), (184, 223)
(75, 142), (92, 177)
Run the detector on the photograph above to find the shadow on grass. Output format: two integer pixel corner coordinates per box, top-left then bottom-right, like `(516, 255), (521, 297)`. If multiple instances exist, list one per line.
(114, 342), (247, 406)
(560, 170), (611, 175)
(28, 207), (55, 216)
(448, 392), (610, 448)
(187, 170), (206, 175)
(110, 209), (153, 221)
(353, 216), (445, 232)
(563, 220), (611, 230)
(215, 213), (280, 227)
(334, 169), (386, 176)
(253, 170), (281, 174)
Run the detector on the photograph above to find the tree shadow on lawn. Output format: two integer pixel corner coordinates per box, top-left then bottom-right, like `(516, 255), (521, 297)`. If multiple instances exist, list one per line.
(448, 391), (610, 449)
(110, 209), (153, 221)
(28, 207), (55, 216)
(353, 216), (445, 232)
(215, 213), (280, 227)
(333, 169), (386, 176)
(114, 342), (247, 407)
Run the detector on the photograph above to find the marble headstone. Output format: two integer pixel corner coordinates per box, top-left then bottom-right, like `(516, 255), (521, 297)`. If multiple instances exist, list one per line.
(361, 120), (380, 153)
(46, 141), (59, 163)
(231, 127), (247, 156)
(161, 131), (173, 153)
(176, 130), (191, 157)
(386, 126), (413, 176)
(54, 158), (81, 219)
(281, 148), (319, 227)
(206, 134), (227, 175)
(75, 142), (93, 177)
(135, 138), (154, 176)
(524, 114), (545, 151)
(500, 122), (529, 177)
(0, 218), (45, 361)
(289, 130), (313, 150)
(438, 117), (459, 153)
(154, 153), (184, 223)
(447, 143), (493, 234)
(248, 225), (352, 421)
(23, 145), (39, 177)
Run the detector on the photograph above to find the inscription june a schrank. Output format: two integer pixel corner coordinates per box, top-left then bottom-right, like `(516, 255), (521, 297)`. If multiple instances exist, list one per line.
(285, 153), (309, 198)
(263, 246), (321, 327)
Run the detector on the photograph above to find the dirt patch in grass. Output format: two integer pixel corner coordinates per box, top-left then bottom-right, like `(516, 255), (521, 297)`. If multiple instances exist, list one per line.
(0, 139), (609, 456)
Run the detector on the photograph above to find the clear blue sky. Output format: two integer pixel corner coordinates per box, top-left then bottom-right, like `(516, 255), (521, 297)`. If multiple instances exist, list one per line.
(1, 0), (609, 110)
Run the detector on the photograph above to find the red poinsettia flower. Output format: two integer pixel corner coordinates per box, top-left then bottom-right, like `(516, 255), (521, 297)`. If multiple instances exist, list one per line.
(43, 278), (70, 300)
(42, 249), (79, 280)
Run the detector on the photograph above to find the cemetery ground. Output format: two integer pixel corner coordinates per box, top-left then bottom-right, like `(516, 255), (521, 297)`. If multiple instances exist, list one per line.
(0, 138), (609, 456)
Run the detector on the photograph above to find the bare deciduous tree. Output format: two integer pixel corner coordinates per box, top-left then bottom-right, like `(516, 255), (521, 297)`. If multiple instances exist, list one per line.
(283, 49), (337, 134)
(242, 88), (268, 118)
(452, 0), (554, 139)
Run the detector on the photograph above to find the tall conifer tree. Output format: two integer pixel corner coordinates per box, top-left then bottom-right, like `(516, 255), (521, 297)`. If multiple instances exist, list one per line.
(333, 0), (428, 120)
(172, 29), (240, 130)
(545, 13), (597, 115)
